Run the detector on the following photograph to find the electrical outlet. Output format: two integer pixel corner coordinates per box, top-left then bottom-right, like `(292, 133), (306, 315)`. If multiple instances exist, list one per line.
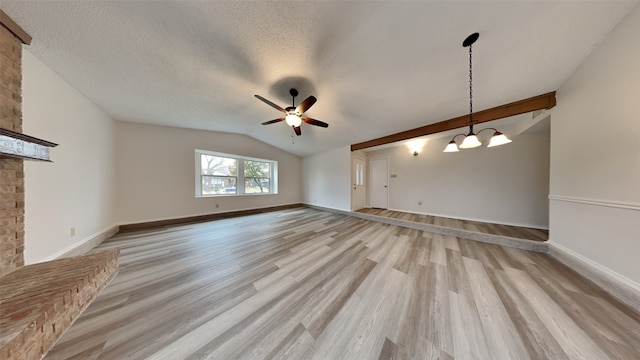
(70, 227), (76, 237)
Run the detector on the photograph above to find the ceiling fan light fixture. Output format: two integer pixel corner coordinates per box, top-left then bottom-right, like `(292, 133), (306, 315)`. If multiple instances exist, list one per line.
(256, 88), (327, 134)
(285, 113), (302, 127)
(487, 131), (512, 147)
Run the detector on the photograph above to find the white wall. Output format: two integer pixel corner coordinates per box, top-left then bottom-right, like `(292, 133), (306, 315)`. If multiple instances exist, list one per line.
(22, 50), (117, 264)
(302, 146), (351, 211)
(550, 4), (640, 284)
(115, 121), (301, 224)
(366, 128), (550, 228)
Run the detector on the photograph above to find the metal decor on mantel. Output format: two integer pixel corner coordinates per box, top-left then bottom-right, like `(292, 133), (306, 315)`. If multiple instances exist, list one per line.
(0, 128), (58, 161)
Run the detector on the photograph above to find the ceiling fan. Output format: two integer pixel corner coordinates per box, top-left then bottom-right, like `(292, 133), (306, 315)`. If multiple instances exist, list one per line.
(255, 88), (328, 136)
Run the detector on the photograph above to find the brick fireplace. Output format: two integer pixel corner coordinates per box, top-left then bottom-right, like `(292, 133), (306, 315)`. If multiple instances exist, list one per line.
(0, 11), (119, 360)
(0, 14), (26, 277)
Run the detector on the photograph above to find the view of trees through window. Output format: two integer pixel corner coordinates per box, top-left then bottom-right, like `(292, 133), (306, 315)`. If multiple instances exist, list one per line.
(196, 150), (277, 196)
(200, 155), (237, 195)
(244, 160), (270, 194)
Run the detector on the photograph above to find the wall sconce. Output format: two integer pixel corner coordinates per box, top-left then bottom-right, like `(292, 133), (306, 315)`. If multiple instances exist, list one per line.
(406, 138), (427, 156)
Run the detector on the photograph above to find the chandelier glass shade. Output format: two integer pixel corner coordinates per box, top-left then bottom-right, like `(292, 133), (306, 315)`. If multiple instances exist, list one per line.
(443, 140), (460, 153)
(459, 133), (481, 149)
(487, 131), (512, 147)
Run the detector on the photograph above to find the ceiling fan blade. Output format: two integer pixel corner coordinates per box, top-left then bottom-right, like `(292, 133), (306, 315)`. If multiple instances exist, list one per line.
(293, 126), (302, 136)
(296, 96), (317, 114)
(261, 118), (285, 125)
(255, 95), (286, 113)
(302, 117), (329, 128)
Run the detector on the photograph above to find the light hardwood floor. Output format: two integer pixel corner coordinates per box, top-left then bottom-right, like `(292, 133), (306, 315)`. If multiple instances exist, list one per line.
(45, 208), (639, 359)
(357, 208), (549, 242)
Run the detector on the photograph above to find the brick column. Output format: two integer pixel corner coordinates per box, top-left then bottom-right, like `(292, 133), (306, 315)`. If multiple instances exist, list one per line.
(0, 23), (25, 276)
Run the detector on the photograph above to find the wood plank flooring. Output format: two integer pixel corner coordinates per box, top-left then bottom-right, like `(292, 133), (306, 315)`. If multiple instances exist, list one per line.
(45, 208), (639, 359)
(357, 208), (549, 242)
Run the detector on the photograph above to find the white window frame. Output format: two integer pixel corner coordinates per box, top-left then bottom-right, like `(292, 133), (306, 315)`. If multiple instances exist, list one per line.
(195, 149), (278, 197)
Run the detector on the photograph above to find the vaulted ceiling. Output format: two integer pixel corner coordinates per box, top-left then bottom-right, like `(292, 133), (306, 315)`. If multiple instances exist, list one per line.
(3, 1), (636, 156)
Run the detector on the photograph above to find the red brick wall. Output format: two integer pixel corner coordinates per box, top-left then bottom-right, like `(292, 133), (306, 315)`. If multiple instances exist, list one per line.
(0, 24), (25, 276)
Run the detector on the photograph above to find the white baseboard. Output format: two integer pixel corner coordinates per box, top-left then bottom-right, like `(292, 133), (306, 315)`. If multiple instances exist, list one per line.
(547, 241), (640, 313)
(39, 225), (120, 262)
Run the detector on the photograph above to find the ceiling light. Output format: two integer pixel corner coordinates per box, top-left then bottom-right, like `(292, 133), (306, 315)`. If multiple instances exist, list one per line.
(443, 140), (460, 152)
(459, 133), (481, 149)
(487, 131), (512, 147)
(443, 32), (512, 152)
(406, 138), (427, 156)
(285, 113), (302, 127)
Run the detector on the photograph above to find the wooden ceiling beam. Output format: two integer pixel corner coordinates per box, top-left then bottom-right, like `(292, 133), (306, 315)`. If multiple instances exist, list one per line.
(351, 91), (556, 151)
(1, 9), (32, 45)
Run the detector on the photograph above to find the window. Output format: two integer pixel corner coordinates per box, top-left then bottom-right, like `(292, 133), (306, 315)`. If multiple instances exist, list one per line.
(355, 162), (364, 186)
(199, 154), (237, 195)
(244, 160), (271, 194)
(195, 150), (277, 197)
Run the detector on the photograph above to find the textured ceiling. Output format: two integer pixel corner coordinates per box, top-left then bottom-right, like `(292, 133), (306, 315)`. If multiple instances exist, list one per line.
(3, 1), (637, 157)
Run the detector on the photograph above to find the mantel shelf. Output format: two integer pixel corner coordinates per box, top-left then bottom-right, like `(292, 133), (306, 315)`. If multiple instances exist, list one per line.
(0, 128), (58, 162)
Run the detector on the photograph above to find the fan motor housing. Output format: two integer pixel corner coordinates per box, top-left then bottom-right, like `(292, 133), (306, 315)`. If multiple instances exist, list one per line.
(285, 106), (297, 115)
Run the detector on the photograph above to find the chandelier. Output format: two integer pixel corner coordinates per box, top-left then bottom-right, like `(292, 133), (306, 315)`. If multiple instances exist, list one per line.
(444, 33), (512, 152)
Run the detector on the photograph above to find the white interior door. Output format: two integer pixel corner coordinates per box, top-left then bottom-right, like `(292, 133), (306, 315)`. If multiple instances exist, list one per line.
(370, 158), (388, 209)
(352, 157), (366, 211)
